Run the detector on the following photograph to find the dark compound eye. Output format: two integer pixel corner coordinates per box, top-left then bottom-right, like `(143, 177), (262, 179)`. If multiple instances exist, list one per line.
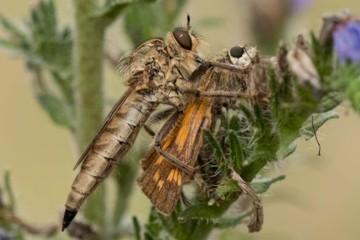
(230, 46), (244, 58)
(173, 28), (192, 50)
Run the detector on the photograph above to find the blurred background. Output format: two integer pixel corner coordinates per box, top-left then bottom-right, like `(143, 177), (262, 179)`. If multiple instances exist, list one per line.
(1, 0), (360, 239)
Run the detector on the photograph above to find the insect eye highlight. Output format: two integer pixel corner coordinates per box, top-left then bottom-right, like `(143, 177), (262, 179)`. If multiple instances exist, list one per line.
(230, 46), (244, 58)
(173, 28), (192, 50)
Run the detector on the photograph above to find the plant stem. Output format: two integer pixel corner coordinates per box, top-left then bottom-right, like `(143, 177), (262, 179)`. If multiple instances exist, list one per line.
(73, 0), (106, 234)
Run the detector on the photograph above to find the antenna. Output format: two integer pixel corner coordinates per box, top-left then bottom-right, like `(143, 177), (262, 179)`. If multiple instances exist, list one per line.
(187, 12), (191, 30)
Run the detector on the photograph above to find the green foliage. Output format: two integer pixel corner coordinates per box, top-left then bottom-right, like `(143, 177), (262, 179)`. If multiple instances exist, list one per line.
(325, 63), (360, 114)
(178, 198), (236, 223)
(124, 0), (188, 46)
(251, 175), (286, 194)
(300, 111), (339, 140)
(0, 172), (24, 240)
(203, 129), (226, 168)
(37, 93), (73, 129)
(311, 31), (333, 77)
(229, 130), (245, 173)
(0, 0), (73, 131)
(96, 0), (136, 24)
(132, 216), (141, 240)
(4, 172), (16, 213)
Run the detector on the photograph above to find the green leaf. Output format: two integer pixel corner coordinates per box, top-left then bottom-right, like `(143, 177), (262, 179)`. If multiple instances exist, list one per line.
(0, 14), (27, 41)
(229, 131), (244, 174)
(0, 39), (21, 52)
(4, 171), (16, 213)
(144, 208), (164, 240)
(316, 92), (344, 113)
(253, 104), (270, 133)
(37, 93), (71, 128)
(124, 0), (188, 46)
(229, 115), (241, 132)
(238, 103), (255, 124)
(96, 0), (135, 24)
(310, 31), (333, 77)
(240, 131), (279, 182)
(124, 1), (158, 46)
(214, 210), (251, 229)
(277, 141), (297, 160)
(203, 129), (226, 165)
(251, 175), (286, 194)
(0, 14), (30, 56)
(178, 196), (236, 223)
(214, 180), (241, 198)
(300, 111), (339, 140)
(132, 216), (142, 240)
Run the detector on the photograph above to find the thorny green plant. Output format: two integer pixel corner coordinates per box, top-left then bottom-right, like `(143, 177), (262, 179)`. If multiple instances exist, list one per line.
(0, 1), (359, 240)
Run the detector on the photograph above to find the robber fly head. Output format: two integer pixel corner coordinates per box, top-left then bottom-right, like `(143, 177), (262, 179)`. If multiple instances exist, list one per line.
(228, 45), (258, 70)
(166, 15), (204, 57)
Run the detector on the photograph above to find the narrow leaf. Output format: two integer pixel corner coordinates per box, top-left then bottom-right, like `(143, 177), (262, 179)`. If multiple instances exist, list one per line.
(203, 129), (226, 163)
(37, 93), (71, 128)
(251, 175), (286, 194)
(229, 115), (241, 132)
(132, 216), (141, 240)
(238, 103), (255, 124)
(96, 0), (135, 24)
(0, 14), (27, 41)
(229, 131), (244, 174)
(124, 1), (158, 46)
(214, 210), (251, 229)
(316, 92), (344, 113)
(178, 196), (236, 223)
(4, 171), (16, 213)
(144, 208), (163, 240)
(277, 142), (297, 160)
(300, 111), (339, 140)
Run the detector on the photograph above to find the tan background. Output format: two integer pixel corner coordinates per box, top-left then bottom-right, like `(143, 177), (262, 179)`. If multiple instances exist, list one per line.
(1, 1), (360, 239)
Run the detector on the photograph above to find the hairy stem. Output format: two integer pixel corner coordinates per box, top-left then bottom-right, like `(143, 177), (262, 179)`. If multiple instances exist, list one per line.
(73, 0), (106, 234)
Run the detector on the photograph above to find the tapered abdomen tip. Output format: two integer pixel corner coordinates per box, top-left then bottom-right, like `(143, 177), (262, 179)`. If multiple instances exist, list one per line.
(62, 209), (77, 231)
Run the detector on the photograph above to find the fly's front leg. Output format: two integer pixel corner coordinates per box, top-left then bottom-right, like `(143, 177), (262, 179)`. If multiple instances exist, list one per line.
(153, 109), (197, 176)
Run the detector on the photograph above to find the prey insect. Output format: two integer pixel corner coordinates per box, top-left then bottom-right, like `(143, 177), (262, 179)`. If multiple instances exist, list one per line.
(138, 45), (259, 215)
(62, 16), (206, 231)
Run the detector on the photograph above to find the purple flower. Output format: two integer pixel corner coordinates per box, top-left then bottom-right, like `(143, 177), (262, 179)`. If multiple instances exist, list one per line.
(291, 0), (314, 11)
(333, 21), (360, 63)
(0, 228), (13, 240)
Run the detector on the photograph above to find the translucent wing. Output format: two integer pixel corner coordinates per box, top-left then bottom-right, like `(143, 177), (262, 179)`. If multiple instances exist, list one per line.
(74, 39), (167, 170)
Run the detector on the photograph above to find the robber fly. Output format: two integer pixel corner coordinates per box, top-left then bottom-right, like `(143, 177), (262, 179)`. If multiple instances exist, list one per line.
(62, 16), (206, 230)
(138, 45), (259, 215)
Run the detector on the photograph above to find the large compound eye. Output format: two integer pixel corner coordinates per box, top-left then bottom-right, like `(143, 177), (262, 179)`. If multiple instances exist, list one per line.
(173, 28), (192, 50)
(230, 46), (244, 58)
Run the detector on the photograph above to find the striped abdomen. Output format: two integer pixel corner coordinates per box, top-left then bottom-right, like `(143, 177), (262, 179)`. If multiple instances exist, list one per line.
(64, 90), (157, 223)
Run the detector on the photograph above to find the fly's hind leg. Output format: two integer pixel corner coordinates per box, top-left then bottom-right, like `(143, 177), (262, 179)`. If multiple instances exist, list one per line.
(143, 107), (177, 137)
